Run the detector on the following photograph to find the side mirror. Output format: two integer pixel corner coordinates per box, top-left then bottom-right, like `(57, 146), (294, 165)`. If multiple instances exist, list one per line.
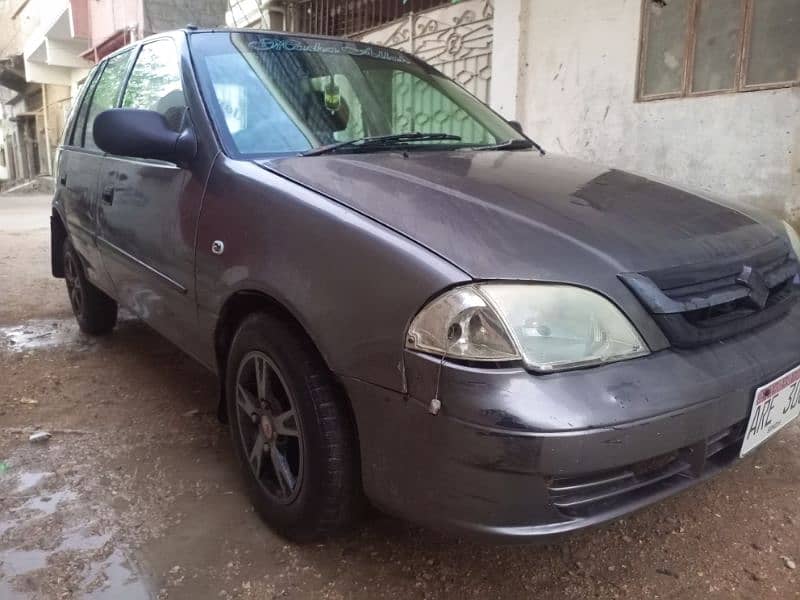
(93, 108), (196, 166)
(508, 120), (524, 135)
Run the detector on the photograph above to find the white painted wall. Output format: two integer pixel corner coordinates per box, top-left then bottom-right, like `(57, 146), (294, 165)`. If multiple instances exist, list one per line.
(491, 0), (799, 221)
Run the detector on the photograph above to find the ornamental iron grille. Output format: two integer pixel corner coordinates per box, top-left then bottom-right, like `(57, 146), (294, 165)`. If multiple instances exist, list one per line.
(286, 0), (453, 38)
(363, 0), (494, 140)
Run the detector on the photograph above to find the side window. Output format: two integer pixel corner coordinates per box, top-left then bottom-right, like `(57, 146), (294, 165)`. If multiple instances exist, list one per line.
(63, 68), (97, 147)
(69, 67), (101, 147)
(122, 40), (186, 131)
(83, 50), (133, 150)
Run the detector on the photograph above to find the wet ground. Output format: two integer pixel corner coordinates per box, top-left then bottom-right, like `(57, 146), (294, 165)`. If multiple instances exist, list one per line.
(0, 193), (798, 599)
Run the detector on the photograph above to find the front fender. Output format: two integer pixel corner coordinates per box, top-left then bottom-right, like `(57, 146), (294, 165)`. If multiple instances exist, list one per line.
(194, 156), (469, 392)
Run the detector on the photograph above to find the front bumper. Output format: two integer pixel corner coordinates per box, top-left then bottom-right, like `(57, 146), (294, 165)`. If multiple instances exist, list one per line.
(342, 302), (800, 541)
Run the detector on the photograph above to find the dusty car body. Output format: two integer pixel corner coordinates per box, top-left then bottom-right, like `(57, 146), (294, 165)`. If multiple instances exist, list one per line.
(51, 28), (800, 542)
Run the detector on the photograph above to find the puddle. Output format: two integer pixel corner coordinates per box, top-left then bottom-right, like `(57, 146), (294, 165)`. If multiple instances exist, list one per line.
(0, 580), (16, 599)
(0, 319), (92, 353)
(1, 311), (138, 354)
(1, 547), (50, 574)
(0, 459), (152, 599)
(0, 533), (149, 598)
(22, 489), (77, 515)
(61, 529), (112, 552)
(0, 493), (150, 599)
(12, 470), (53, 493)
(87, 549), (151, 599)
(0, 521), (16, 538)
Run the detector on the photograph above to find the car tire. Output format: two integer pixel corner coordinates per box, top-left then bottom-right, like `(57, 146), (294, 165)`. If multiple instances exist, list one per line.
(63, 239), (118, 335)
(225, 312), (362, 542)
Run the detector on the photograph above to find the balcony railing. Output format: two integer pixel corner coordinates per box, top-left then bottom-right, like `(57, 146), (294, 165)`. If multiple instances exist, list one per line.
(286, 0), (451, 38)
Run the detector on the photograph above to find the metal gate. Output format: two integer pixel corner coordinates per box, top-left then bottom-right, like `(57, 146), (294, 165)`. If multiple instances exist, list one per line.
(361, 0), (494, 104)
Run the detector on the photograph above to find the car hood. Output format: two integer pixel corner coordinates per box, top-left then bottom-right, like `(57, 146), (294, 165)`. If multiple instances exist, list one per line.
(261, 151), (779, 282)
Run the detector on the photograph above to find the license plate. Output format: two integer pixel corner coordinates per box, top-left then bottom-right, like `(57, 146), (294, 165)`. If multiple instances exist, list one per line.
(740, 364), (800, 457)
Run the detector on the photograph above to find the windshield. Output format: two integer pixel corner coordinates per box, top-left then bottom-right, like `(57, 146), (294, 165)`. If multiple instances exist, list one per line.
(189, 32), (526, 157)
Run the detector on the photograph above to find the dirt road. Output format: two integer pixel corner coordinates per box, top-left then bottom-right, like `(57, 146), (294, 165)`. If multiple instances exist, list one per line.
(1, 194), (798, 599)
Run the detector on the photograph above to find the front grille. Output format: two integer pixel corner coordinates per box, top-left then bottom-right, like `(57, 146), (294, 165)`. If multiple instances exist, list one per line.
(548, 422), (746, 519)
(620, 238), (799, 347)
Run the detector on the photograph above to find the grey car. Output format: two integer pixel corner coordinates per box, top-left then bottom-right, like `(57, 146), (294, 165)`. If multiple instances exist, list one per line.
(51, 28), (800, 542)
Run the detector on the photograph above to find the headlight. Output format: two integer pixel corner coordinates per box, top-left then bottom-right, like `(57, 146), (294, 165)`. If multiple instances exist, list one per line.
(784, 221), (800, 259)
(406, 283), (649, 372)
(405, 286), (520, 361)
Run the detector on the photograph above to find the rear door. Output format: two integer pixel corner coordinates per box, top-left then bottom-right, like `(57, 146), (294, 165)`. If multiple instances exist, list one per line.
(95, 38), (206, 352)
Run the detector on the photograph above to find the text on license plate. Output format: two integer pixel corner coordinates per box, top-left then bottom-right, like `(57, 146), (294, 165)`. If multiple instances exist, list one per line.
(740, 364), (800, 457)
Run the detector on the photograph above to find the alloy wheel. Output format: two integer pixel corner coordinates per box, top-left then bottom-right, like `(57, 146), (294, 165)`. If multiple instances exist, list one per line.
(234, 351), (303, 503)
(64, 252), (84, 317)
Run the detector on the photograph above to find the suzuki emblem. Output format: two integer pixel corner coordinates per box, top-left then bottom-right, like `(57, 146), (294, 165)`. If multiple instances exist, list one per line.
(736, 265), (770, 310)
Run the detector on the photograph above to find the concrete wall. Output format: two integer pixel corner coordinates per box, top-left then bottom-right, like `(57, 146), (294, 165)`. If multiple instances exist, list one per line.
(142, 0), (228, 35)
(87, 0), (226, 45)
(491, 0), (799, 222)
(0, 0), (25, 56)
(88, 0), (140, 48)
(70, 0), (90, 39)
(43, 83), (72, 157)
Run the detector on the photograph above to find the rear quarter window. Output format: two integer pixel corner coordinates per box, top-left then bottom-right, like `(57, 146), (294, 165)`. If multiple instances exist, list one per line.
(68, 68), (101, 147)
(62, 68), (97, 147)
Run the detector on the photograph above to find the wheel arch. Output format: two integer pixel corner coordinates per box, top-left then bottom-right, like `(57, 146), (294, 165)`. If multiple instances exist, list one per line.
(212, 290), (356, 433)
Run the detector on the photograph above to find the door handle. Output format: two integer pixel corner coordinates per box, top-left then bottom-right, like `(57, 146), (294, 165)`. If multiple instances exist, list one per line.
(101, 185), (115, 205)
(59, 173), (67, 186)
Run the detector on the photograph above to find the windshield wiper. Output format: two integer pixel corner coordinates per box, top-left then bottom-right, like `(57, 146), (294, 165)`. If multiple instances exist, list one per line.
(300, 132), (463, 156)
(474, 138), (546, 155)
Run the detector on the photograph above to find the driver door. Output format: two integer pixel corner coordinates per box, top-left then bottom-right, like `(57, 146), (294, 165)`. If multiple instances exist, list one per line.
(95, 38), (205, 353)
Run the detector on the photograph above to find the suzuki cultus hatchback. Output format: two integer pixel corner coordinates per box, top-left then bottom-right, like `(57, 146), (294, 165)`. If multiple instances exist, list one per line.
(52, 29), (800, 541)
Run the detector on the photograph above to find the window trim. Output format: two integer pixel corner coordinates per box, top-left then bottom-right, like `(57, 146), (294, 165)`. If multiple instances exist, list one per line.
(636, 0), (799, 102)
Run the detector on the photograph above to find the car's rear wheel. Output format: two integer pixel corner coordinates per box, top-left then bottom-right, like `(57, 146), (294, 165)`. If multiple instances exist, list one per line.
(63, 239), (117, 335)
(225, 312), (362, 542)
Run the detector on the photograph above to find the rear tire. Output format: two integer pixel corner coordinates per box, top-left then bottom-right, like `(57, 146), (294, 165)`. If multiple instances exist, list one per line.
(226, 312), (362, 542)
(63, 239), (117, 335)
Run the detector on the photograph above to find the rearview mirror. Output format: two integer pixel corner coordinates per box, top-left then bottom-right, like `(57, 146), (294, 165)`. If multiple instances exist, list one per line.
(93, 108), (197, 166)
(508, 120), (524, 135)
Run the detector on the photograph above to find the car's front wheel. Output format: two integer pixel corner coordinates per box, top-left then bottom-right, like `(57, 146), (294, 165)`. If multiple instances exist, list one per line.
(225, 312), (362, 542)
(63, 239), (117, 335)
